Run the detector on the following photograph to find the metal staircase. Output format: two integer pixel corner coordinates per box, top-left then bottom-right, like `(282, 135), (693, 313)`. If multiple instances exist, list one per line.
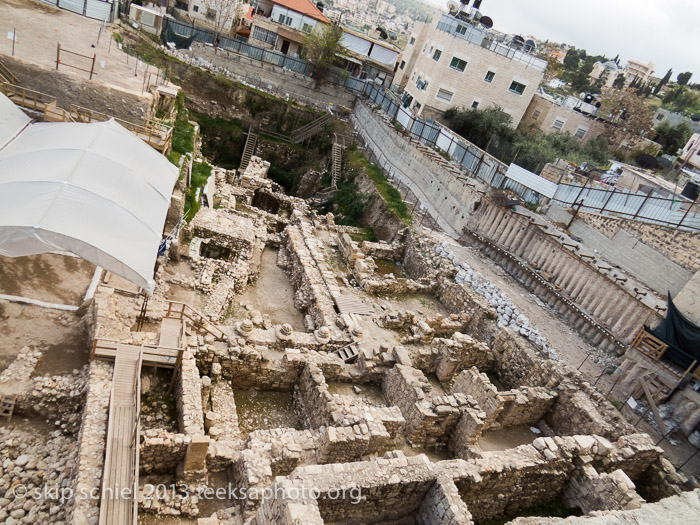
(240, 126), (258, 172)
(291, 112), (332, 144)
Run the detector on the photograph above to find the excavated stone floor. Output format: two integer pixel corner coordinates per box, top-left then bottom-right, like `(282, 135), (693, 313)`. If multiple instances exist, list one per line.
(0, 154), (698, 525)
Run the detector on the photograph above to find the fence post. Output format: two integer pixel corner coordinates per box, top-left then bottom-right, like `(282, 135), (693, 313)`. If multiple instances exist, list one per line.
(599, 187), (616, 214)
(677, 196), (697, 229)
(56, 43), (60, 70)
(89, 53), (96, 80)
(632, 191), (653, 220)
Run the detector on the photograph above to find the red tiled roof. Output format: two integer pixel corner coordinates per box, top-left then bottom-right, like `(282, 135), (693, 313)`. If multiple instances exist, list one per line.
(271, 0), (330, 23)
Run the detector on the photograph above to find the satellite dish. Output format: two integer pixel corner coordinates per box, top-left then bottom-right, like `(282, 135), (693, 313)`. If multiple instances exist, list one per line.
(447, 0), (459, 13)
(479, 16), (493, 28)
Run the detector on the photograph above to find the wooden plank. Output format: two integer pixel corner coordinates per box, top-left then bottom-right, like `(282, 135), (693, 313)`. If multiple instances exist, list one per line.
(335, 294), (373, 316)
(640, 377), (666, 435)
(99, 345), (142, 525)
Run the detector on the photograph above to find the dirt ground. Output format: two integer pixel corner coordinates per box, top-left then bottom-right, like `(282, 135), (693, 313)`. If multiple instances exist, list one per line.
(0, 0), (160, 97)
(227, 248), (307, 331)
(0, 253), (93, 375)
(0, 253), (94, 305)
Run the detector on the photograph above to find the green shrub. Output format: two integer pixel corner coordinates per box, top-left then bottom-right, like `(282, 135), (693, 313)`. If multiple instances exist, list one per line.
(346, 149), (412, 224)
(184, 161), (212, 222)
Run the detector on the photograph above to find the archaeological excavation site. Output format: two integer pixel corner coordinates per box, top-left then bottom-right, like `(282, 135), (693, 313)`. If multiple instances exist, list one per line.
(1, 3), (700, 525)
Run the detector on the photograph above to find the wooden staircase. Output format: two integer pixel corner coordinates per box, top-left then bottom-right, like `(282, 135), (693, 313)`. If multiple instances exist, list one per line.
(240, 127), (258, 172)
(334, 343), (359, 364)
(0, 60), (18, 85)
(331, 134), (345, 188)
(291, 112), (332, 144)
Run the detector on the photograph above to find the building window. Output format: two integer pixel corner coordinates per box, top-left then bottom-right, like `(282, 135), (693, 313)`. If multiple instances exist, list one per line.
(471, 101), (479, 109)
(252, 26), (278, 47)
(655, 114), (664, 120)
(574, 127), (588, 139)
(409, 37), (415, 45)
(436, 88), (454, 102)
(509, 81), (526, 95)
(416, 76), (428, 91)
(302, 23), (313, 33)
(484, 70), (495, 83)
(278, 13), (285, 23)
(456, 25), (467, 35)
(433, 49), (442, 61)
(193, 5), (199, 12)
(552, 118), (565, 130)
(399, 60), (405, 70)
(449, 57), (467, 72)
(532, 110), (541, 120)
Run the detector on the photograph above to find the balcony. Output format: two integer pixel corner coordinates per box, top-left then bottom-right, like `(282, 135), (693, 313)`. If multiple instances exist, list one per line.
(435, 14), (547, 72)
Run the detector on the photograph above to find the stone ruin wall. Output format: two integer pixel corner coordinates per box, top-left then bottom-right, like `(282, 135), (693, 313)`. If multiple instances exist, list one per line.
(575, 210), (700, 273)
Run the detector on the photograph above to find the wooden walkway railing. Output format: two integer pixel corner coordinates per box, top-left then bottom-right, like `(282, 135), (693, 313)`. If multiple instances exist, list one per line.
(0, 60), (19, 85)
(0, 82), (173, 153)
(165, 300), (227, 341)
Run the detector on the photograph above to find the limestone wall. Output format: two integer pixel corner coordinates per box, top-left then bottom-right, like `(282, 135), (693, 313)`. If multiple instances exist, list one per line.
(546, 204), (696, 296)
(383, 364), (477, 446)
(69, 361), (112, 525)
(140, 429), (189, 475)
(492, 330), (633, 440)
(176, 353), (205, 436)
(563, 466), (644, 513)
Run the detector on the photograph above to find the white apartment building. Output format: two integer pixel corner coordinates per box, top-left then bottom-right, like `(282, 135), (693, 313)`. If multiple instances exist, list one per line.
(393, 13), (546, 126)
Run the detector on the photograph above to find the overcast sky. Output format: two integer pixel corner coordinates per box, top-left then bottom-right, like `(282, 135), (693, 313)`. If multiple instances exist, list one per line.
(422, 0), (699, 80)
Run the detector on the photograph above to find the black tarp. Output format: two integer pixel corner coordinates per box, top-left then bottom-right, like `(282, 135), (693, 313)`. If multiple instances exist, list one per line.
(162, 24), (196, 50)
(648, 293), (700, 370)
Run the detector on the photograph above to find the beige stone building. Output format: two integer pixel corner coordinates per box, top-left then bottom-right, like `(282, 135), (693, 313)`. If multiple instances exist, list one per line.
(520, 93), (607, 144)
(393, 13), (546, 126)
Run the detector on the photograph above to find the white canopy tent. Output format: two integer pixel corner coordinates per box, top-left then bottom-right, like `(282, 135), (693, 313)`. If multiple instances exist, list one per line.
(0, 96), (179, 293)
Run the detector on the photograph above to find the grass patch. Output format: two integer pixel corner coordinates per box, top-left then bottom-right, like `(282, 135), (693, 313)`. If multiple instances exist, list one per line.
(171, 92), (195, 156)
(348, 228), (377, 244)
(346, 147), (412, 224)
(167, 150), (182, 167)
(184, 161), (212, 222)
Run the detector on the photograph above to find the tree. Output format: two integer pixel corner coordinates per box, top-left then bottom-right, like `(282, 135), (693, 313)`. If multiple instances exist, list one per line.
(303, 22), (345, 83)
(612, 73), (626, 89)
(563, 49), (580, 70)
(677, 72), (693, 86)
(654, 68), (672, 95)
(605, 89), (654, 136)
(201, 0), (240, 44)
(654, 122), (692, 155)
(443, 106), (514, 150)
(571, 69), (591, 92)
